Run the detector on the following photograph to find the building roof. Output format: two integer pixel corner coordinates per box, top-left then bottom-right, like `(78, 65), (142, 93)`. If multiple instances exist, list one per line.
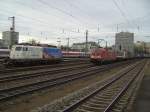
(72, 41), (98, 46)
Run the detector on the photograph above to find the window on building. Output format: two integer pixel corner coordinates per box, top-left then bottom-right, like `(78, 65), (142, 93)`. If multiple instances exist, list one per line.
(119, 45), (122, 51)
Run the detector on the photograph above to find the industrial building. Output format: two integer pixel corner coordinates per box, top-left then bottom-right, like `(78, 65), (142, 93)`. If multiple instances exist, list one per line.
(0, 16), (19, 49)
(2, 31), (19, 49)
(0, 39), (3, 48)
(115, 32), (134, 57)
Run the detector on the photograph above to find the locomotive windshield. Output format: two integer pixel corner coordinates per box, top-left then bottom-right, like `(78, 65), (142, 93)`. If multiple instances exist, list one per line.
(15, 47), (22, 51)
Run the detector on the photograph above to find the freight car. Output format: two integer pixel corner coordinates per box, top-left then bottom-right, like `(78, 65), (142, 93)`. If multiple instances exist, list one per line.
(7, 45), (62, 64)
(90, 48), (117, 64)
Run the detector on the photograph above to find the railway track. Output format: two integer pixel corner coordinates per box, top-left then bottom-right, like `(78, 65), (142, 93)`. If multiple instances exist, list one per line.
(0, 60), (136, 102)
(0, 60), (136, 84)
(0, 58), (4, 64)
(0, 63), (93, 83)
(61, 60), (146, 112)
(0, 59), (4, 68)
(63, 57), (89, 61)
(0, 59), (4, 62)
(0, 60), (90, 74)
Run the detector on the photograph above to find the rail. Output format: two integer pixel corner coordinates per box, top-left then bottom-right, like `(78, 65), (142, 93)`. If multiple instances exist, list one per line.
(62, 60), (145, 112)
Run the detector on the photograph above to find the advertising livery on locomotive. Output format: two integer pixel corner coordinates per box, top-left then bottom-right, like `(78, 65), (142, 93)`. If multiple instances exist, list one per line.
(8, 45), (62, 64)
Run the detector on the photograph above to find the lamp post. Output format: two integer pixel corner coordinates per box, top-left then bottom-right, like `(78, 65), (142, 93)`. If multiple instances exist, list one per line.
(85, 30), (88, 54)
(98, 39), (104, 47)
(66, 37), (70, 52)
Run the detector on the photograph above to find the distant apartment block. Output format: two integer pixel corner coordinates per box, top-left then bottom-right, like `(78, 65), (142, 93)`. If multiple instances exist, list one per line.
(135, 41), (150, 56)
(115, 32), (134, 57)
(0, 39), (3, 48)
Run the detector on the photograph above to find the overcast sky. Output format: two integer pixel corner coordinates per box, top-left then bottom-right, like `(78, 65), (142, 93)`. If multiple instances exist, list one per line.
(0, 0), (150, 46)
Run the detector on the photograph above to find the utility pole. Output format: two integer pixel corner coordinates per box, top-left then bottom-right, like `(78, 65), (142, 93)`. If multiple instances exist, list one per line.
(66, 37), (70, 52)
(106, 41), (107, 48)
(62, 29), (65, 33)
(57, 38), (61, 48)
(85, 30), (88, 54)
(8, 16), (15, 31)
(27, 32), (30, 41)
(117, 24), (118, 32)
(98, 39), (104, 48)
(137, 26), (140, 32)
(57, 40), (61, 48)
(98, 24), (100, 32)
(78, 28), (80, 33)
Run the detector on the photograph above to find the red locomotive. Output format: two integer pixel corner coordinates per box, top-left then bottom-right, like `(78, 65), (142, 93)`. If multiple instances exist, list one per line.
(90, 48), (117, 64)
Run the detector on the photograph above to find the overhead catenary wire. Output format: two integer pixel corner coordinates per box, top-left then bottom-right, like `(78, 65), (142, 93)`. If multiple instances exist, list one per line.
(15, 0), (83, 26)
(112, 0), (129, 23)
(112, 0), (133, 30)
(62, 0), (94, 25)
(0, 0), (150, 43)
(37, 0), (86, 26)
(0, 1), (148, 34)
(117, 0), (142, 31)
(0, 2), (85, 35)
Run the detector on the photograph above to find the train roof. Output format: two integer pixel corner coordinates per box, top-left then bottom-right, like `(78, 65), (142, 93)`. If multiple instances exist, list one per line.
(91, 48), (115, 53)
(18, 43), (57, 48)
(92, 48), (106, 51)
(13, 45), (42, 48)
(12, 45), (61, 50)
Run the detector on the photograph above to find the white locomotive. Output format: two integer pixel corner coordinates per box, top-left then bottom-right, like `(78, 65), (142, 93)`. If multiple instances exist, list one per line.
(9, 45), (62, 63)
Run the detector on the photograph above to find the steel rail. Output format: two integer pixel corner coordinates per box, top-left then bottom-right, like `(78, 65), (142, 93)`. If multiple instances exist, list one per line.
(62, 61), (144, 112)
(0, 65), (111, 92)
(0, 63), (93, 83)
(0, 61), (134, 102)
(0, 60), (134, 83)
(103, 62), (145, 112)
(0, 61), (89, 74)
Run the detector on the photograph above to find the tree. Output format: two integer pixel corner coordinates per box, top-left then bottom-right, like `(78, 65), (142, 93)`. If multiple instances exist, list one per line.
(27, 39), (40, 45)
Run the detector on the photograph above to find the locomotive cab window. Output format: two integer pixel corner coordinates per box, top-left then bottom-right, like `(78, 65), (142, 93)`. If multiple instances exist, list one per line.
(23, 47), (28, 51)
(15, 47), (22, 51)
